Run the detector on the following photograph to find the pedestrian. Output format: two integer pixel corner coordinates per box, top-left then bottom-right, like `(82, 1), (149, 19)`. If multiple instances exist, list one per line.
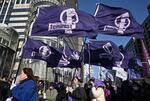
(56, 82), (68, 101)
(141, 78), (150, 101)
(103, 83), (111, 101)
(90, 79), (106, 101)
(120, 80), (133, 101)
(10, 68), (38, 101)
(46, 82), (58, 101)
(37, 80), (44, 101)
(68, 75), (87, 101)
(0, 76), (10, 101)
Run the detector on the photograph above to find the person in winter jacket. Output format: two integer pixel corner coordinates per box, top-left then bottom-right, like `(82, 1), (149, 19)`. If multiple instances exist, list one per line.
(90, 79), (106, 101)
(11, 68), (38, 101)
(68, 75), (87, 101)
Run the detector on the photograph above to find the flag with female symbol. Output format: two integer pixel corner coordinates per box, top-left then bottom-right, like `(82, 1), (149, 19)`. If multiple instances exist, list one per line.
(114, 51), (133, 68)
(22, 38), (62, 67)
(84, 40), (122, 68)
(30, 5), (97, 38)
(22, 38), (82, 68)
(94, 3), (144, 38)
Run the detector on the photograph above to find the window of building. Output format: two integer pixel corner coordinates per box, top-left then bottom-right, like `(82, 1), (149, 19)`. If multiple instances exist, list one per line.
(27, 0), (31, 3)
(18, 40), (24, 48)
(3, 39), (9, 46)
(0, 45), (15, 77)
(16, 0), (20, 4)
(0, 37), (2, 43)
(21, 0), (25, 4)
(51, 42), (56, 47)
(6, 0), (10, 3)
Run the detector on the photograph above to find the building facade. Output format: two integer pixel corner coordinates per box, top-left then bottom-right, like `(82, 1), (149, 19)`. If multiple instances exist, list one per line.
(143, 3), (150, 56)
(0, 24), (19, 78)
(0, 0), (82, 82)
(0, 0), (32, 78)
(142, 3), (150, 76)
(125, 3), (150, 76)
(0, 0), (31, 38)
(28, 0), (80, 82)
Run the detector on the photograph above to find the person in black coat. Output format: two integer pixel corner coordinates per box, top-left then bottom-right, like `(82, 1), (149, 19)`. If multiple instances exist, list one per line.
(68, 76), (87, 101)
(120, 80), (133, 101)
(0, 77), (10, 101)
(56, 82), (68, 101)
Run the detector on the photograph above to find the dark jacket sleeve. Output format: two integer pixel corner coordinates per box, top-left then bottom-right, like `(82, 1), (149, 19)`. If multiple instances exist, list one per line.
(69, 87), (87, 100)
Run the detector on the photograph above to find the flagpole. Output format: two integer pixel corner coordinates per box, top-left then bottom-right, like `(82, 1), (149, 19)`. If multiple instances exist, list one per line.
(43, 64), (47, 99)
(72, 37), (86, 81)
(14, 37), (27, 83)
(55, 37), (61, 82)
(87, 43), (91, 79)
(82, 38), (91, 81)
(14, 47), (24, 83)
(80, 37), (86, 80)
(99, 66), (102, 80)
(140, 38), (150, 77)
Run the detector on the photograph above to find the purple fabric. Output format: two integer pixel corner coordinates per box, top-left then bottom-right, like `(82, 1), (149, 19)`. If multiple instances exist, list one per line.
(94, 3), (144, 38)
(22, 38), (82, 68)
(94, 79), (105, 87)
(22, 38), (62, 67)
(31, 5), (97, 38)
(115, 51), (133, 68)
(58, 46), (81, 68)
(84, 40), (122, 67)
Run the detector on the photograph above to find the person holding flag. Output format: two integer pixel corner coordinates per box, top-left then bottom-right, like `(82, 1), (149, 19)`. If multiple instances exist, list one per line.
(10, 68), (38, 101)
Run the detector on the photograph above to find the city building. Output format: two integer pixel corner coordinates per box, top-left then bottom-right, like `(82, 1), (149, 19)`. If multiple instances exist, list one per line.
(142, 3), (150, 76)
(0, 0), (32, 78)
(125, 3), (150, 77)
(0, 0), (82, 83)
(143, 3), (150, 56)
(28, 0), (81, 82)
(0, 24), (19, 78)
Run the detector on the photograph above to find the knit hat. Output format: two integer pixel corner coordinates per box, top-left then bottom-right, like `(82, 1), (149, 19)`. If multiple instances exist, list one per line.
(94, 79), (105, 87)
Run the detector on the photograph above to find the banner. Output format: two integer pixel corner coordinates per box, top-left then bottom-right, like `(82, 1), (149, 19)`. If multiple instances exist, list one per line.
(30, 5), (97, 38)
(58, 46), (81, 68)
(99, 66), (115, 81)
(128, 69), (141, 80)
(22, 38), (62, 67)
(94, 3), (144, 38)
(113, 67), (127, 81)
(84, 40), (122, 67)
(22, 38), (82, 68)
(115, 51), (133, 68)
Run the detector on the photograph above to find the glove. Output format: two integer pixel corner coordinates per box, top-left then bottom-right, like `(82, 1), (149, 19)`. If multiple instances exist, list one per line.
(6, 97), (13, 101)
(14, 76), (20, 84)
(66, 86), (69, 93)
(10, 79), (17, 90)
(10, 83), (16, 90)
(43, 92), (46, 99)
(68, 87), (73, 93)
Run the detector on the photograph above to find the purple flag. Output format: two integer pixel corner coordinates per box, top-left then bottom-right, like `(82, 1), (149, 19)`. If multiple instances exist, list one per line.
(58, 46), (81, 68)
(115, 50), (133, 68)
(22, 38), (62, 67)
(94, 4), (144, 38)
(128, 69), (141, 80)
(84, 40), (122, 67)
(30, 5), (97, 38)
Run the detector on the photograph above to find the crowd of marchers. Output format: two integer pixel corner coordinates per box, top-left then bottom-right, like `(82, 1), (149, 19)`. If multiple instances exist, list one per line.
(0, 68), (150, 101)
